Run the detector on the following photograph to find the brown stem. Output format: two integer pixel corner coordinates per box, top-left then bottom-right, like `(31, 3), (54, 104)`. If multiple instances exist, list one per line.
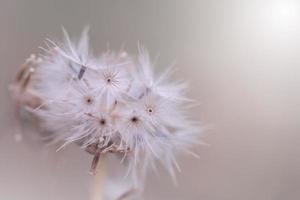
(117, 188), (139, 200)
(90, 153), (101, 175)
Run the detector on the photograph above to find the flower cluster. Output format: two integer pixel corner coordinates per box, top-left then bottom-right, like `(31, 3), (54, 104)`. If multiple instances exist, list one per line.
(15, 28), (201, 190)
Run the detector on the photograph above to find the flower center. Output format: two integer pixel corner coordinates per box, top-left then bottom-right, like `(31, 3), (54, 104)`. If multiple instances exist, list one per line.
(99, 118), (106, 126)
(131, 116), (139, 123)
(84, 96), (93, 105)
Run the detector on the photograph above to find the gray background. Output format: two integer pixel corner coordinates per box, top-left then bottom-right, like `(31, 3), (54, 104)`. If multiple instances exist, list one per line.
(0, 0), (300, 199)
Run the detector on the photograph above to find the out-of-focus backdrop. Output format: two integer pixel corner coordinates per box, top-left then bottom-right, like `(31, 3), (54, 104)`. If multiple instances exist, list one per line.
(1, 0), (300, 199)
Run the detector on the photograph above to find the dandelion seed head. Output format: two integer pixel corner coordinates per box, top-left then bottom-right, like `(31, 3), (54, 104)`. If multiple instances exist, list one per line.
(14, 28), (203, 190)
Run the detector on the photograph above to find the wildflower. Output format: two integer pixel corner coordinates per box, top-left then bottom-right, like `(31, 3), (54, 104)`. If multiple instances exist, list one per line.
(11, 28), (202, 199)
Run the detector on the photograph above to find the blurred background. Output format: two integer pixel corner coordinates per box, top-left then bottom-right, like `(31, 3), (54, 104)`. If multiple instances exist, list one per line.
(0, 0), (300, 199)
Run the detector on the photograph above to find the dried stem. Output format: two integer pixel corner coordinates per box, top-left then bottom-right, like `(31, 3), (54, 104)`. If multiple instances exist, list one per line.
(117, 188), (139, 200)
(90, 153), (101, 175)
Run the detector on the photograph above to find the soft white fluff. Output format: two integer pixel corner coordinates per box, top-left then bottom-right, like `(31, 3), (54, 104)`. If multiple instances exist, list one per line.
(27, 28), (201, 188)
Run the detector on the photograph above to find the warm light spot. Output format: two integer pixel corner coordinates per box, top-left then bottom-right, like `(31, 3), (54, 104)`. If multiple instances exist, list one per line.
(269, 1), (299, 26)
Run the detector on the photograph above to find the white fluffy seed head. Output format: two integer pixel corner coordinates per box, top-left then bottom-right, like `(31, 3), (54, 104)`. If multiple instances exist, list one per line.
(24, 28), (202, 187)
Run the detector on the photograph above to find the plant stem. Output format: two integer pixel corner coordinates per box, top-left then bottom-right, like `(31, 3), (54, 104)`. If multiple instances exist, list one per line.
(91, 156), (106, 200)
